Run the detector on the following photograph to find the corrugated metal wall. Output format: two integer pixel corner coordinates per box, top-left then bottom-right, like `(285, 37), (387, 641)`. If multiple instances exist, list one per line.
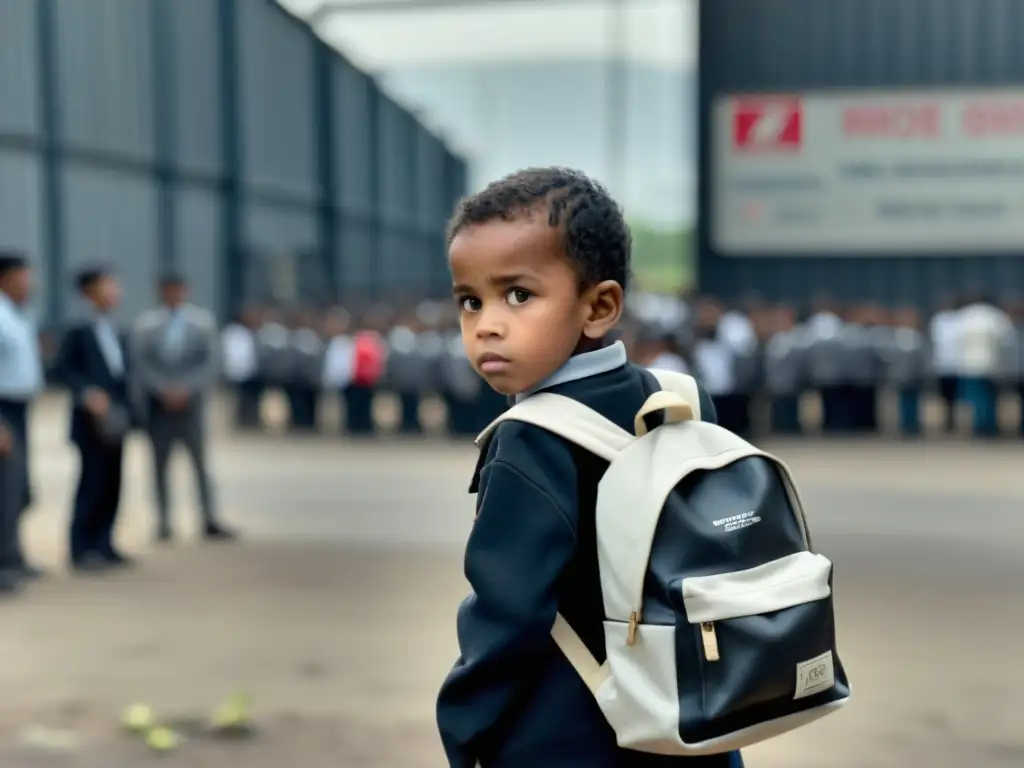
(56, 0), (161, 323)
(0, 0), (466, 330)
(0, 0), (47, 319)
(0, 0), (41, 138)
(697, 0), (1024, 308)
(332, 56), (376, 300)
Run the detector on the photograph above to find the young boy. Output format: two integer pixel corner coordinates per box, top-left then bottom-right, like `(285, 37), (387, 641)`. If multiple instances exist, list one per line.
(436, 168), (742, 767)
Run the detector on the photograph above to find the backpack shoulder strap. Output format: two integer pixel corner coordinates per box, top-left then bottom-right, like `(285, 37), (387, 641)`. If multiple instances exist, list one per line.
(474, 392), (633, 463)
(648, 368), (702, 420)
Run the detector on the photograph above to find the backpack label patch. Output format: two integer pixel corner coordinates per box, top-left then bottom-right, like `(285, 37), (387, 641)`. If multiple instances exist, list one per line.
(711, 511), (762, 532)
(794, 650), (835, 700)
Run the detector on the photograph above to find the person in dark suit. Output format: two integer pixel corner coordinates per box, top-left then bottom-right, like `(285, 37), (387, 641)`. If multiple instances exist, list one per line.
(284, 307), (325, 432)
(55, 267), (134, 571)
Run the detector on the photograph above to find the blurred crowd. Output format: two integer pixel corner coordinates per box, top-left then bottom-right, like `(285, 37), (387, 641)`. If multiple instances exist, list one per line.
(5, 259), (1019, 596)
(215, 289), (1024, 441)
(6, 237), (1018, 603)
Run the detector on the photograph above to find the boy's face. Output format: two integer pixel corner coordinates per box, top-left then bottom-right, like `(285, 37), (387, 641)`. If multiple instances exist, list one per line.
(449, 214), (622, 396)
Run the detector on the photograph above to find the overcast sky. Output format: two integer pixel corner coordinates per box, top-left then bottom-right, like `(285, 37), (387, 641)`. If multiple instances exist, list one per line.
(278, 0), (696, 70)
(276, 0), (697, 223)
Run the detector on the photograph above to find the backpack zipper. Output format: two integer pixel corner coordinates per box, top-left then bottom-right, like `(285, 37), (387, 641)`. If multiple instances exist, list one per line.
(701, 622), (720, 662)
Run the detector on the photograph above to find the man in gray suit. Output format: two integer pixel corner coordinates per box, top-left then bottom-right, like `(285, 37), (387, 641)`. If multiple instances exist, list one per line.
(130, 275), (236, 542)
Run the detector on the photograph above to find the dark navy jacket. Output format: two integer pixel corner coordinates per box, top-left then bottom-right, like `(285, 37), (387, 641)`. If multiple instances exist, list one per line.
(437, 353), (743, 768)
(55, 322), (131, 447)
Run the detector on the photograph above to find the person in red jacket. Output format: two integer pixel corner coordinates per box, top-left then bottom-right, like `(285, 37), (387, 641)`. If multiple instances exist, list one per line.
(345, 322), (386, 435)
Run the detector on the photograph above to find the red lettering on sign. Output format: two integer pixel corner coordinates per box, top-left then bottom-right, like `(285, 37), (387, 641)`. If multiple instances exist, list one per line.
(732, 97), (802, 152)
(842, 104), (940, 138)
(963, 100), (1024, 136)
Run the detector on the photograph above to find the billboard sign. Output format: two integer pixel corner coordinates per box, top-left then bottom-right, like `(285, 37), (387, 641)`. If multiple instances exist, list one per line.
(712, 89), (1024, 255)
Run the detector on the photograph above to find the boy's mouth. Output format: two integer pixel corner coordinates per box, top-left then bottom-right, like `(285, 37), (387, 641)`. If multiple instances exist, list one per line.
(477, 352), (511, 375)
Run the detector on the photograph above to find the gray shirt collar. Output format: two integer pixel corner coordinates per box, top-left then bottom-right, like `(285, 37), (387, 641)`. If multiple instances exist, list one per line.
(515, 340), (628, 403)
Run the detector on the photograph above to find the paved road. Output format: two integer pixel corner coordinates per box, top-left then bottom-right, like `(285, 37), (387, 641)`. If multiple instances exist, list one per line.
(1, 395), (1022, 766)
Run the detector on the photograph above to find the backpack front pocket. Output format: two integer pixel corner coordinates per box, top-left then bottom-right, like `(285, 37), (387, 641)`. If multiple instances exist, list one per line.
(678, 551), (845, 745)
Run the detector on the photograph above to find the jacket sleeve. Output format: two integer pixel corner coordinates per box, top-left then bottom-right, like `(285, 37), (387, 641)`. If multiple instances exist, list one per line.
(54, 328), (90, 401)
(436, 426), (578, 768)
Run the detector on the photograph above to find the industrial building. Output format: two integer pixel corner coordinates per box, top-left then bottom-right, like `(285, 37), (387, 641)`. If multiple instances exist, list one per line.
(698, 0), (1024, 308)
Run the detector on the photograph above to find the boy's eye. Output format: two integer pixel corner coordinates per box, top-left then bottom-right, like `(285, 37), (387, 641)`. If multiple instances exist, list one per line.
(506, 288), (532, 306)
(459, 296), (482, 313)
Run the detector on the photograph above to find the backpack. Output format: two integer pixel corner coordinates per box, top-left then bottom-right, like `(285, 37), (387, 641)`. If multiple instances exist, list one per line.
(474, 369), (850, 756)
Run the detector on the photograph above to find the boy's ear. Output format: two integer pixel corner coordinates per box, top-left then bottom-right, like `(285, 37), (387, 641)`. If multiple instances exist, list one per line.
(581, 280), (624, 340)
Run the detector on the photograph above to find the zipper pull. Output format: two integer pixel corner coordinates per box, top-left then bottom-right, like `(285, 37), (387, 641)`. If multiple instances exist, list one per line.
(627, 611), (641, 646)
(700, 622), (720, 662)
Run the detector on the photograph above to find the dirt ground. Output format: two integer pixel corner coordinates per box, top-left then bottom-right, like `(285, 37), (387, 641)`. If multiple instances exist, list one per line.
(1, 394), (1022, 767)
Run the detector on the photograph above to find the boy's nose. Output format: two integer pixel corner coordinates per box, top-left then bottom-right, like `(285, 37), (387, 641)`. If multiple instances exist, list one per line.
(475, 308), (506, 339)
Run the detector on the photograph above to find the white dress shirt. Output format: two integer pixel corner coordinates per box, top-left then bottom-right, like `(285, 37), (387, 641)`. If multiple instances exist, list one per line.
(94, 315), (124, 377)
(322, 334), (355, 389)
(957, 303), (1015, 377)
(221, 323), (257, 382)
(0, 292), (43, 400)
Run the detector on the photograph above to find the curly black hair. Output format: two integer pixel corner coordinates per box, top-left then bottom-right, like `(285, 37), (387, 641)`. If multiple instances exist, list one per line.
(447, 167), (631, 291)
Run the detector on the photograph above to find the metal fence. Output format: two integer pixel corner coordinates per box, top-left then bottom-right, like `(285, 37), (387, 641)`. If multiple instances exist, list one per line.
(0, 0), (467, 329)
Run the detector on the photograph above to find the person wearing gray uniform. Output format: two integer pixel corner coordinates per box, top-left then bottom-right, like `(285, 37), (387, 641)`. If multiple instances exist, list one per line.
(439, 328), (481, 437)
(763, 307), (806, 435)
(254, 312), (293, 420)
(386, 314), (427, 434)
(994, 300), (1020, 437)
(416, 312), (446, 419)
(728, 338), (760, 438)
(865, 308), (896, 433)
(321, 307), (355, 433)
(717, 305), (759, 437)
(805, 300), (849, 434)
(221, 306), (264, 431)
(633, 322), (689, 373)
(843, 308), (884, 433)
(1011, 301), (1024, 437)
(130, 275), (235, 542)
(886, 308), (929, 437)
(285, 309), (325, 432)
